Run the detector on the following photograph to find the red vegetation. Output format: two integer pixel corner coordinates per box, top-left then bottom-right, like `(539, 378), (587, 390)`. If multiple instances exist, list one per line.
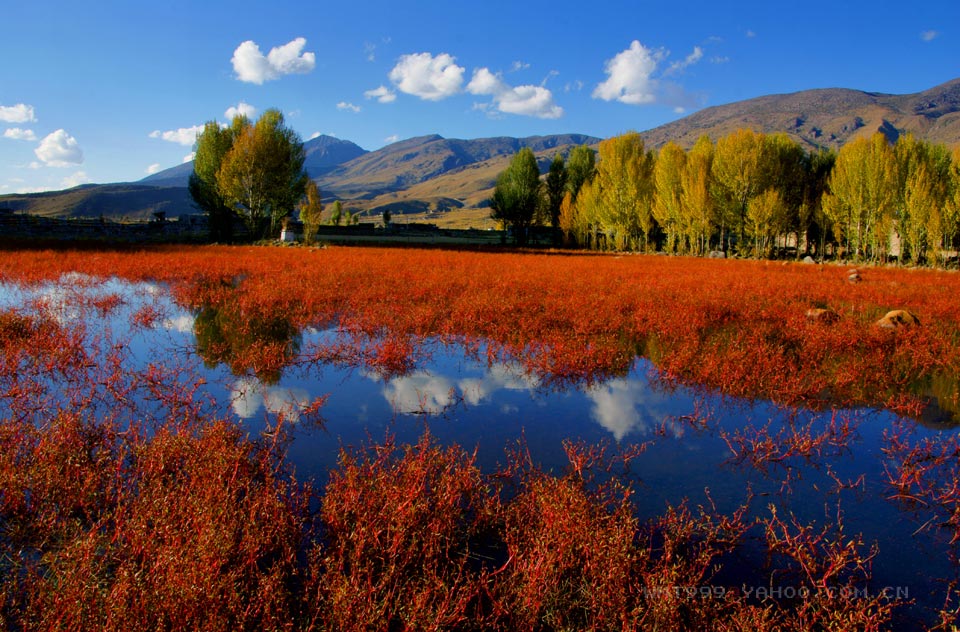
(1, 243), (959, 628)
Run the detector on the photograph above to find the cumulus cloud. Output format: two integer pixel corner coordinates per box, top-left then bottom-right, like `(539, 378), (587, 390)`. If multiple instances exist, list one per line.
(60, 171), (91, 189)
(232, 37), (316, 84)
(593, 40), (703, 109)
(584, 378), (679, 441)
(0, 103), (36, 123)
(382, 372), (457, 415)
(388, 52), (465, 101)
(149, 125), (204, 146)
(182, 152), (195, 163)
(225, 101), (257, 120)
(145, 163), (162, 175)
(593, 40), (665, 105)
(384, 134), (399, 144)
(35, 129), (83, 167)
(337, 101), (361, 113)
(364, 85), (397, 103)
(921, 30), (939, 42)
(467, 67), (563, 119)
(309, 131), (322, 140)
(3, 128), (37, 141)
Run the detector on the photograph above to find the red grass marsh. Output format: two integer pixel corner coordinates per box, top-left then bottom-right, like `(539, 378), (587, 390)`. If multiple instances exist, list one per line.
(1, 243), (960, 630)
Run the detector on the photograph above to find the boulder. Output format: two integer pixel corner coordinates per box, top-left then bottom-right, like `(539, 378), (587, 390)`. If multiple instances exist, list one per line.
(708, 250), (726, 259)
(847, 270), (861, 283)
(876, 310), (920, 329)
(806, 308), (839, 323)
(802, 256), (816, 264)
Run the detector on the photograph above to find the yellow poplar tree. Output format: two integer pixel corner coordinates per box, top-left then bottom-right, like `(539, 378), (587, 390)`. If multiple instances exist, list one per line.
(680, 136), (715, 255)
(653, 142), (687, 254)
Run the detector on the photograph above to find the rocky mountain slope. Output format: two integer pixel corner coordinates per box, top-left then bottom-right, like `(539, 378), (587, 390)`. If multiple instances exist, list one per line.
(2, 78), (957, 223)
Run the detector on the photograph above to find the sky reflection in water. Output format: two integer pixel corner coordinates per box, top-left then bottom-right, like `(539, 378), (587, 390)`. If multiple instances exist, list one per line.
(1, 276), (957, 623)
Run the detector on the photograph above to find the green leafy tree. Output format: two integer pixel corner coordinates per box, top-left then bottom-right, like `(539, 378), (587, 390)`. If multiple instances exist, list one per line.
(895, 135), (952, 265)
(298, 180), (323, 244)
(490, 147), (541, 246)
(545, 153), (568, 243)
(798, 149), (836, 258)
(329, 200), (343, 226)
(216, 109), (308, 239)
(565, 145), (596, 202)
(189, 117), (247, 241)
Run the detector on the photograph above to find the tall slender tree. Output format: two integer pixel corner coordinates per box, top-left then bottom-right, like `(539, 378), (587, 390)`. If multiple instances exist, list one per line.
(298, 180), (323, 244)
(592, 132), (656, 251)
(822, 133), (899, 261)
(545, 153), (568, 244)
(565, 145), (596, 202)
(189, 116), (247, 241)
(680, 135), (715, 255)
(490, 147), (541, 246)
(653, 142), (687, 253)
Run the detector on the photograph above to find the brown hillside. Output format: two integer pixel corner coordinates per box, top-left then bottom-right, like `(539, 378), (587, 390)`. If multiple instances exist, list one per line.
(641, 78), (960, 151)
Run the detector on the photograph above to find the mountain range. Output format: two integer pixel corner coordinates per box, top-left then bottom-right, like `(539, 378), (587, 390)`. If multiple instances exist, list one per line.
(2, 78), (958, 226)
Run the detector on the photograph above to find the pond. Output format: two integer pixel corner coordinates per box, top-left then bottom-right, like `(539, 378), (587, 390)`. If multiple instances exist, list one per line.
(1, 273), (958, 626)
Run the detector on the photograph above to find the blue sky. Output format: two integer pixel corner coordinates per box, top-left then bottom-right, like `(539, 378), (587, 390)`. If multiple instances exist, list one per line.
(2, 0), (957, 194)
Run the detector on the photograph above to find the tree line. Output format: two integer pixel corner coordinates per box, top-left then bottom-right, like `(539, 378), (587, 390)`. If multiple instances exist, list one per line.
(492, 130), (960, 265)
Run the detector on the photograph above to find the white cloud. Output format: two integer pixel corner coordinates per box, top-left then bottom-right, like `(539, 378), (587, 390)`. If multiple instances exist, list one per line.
(149, 125), (204, 146)
(746, 30), (756, 38)
(364, 85), (397, 103)
(585, 378), (680, 442)
(337, 102), (361, 113)
(229, 377), (312, 422)
(145, 163), (162, 175)
(364, 41), (377, 62)
(231, 37), (316, 84)
(0, 103), (36, 123)
(510, 60), (530, 72)
(384, 134), (399, 144)
(593, 40), (664, 105)
(225, 101), (257, 120)
(921, 30), (938, 42)
(382, 372), (456, 415)
(35, 129), (83, 167)
(183, 152), (195, 163)
(564, 80), (585, 93)
(467, 68), (563, 119)
(60, 171), (90, 189)
(388, 52), (465, 101)
(666, 46), (703, 75)
(309, 131), (322, 140)
(3, 128), (37, 141)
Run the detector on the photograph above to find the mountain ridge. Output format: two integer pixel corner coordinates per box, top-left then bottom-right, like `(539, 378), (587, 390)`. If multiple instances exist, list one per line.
(2, 78), (958, 224)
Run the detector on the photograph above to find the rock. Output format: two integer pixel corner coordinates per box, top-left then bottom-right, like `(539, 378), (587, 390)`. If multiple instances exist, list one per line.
(876, 310), (920, 329)
(848, 271), (861, 283)
(708, 250), (726, 259)
(806, 308), (839, 323)
(803, 256), (816, 264)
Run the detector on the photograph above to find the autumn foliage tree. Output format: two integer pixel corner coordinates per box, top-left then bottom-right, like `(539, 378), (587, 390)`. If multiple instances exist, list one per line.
(298, 180), (323, 244)
(216, 109), (308, 239)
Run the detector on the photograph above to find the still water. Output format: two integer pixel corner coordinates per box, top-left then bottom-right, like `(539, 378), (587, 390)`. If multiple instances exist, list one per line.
(1, 274), (956, 623)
